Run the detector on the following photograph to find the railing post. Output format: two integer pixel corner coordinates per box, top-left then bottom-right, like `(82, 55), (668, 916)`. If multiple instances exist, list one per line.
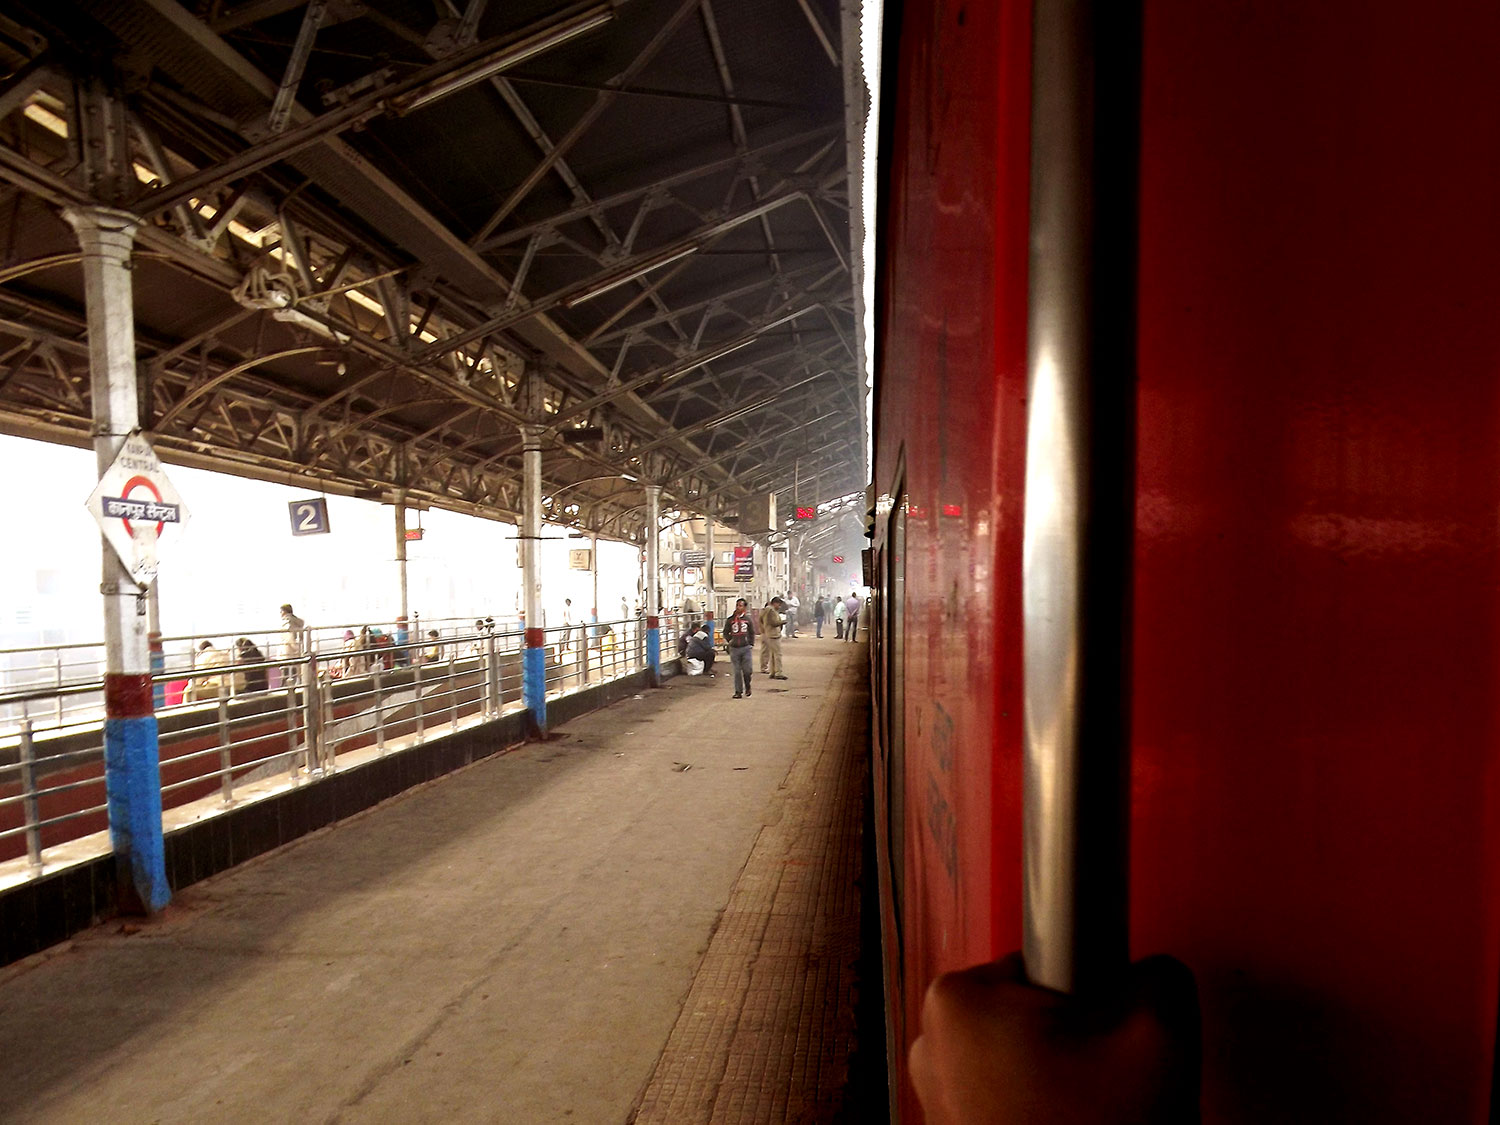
(372, 659), (386, 755)
(18, 714), (42, 871)
(485, 634), (497, 716)
(217, 687), (233, 806)
(321, 676), (335, 772)
(284, 664), (300, 780)
(448, 645), (458, 731)
(302, 651), (320, 774)
(414, 649), (426, 744)
(53, 651), (63, 725)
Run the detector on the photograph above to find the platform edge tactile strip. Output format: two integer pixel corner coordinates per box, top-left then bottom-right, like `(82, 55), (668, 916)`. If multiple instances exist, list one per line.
(632, 652), (869, 1125)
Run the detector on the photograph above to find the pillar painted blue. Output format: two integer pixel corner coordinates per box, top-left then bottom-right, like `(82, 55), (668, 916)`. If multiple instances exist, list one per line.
(522, 628), (547, 732)
(104, 674), (170, 912)
(148, 632), (165, 710)
(646, 615), (661, 685)
(704, 613), (715, 648)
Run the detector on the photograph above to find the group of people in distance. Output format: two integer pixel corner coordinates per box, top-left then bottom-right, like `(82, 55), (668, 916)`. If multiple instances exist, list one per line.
(184, 605), (451, 702)
(679, 590), (864, 701)
(811, 592), (863, 640)
(184, 636), (270, 701)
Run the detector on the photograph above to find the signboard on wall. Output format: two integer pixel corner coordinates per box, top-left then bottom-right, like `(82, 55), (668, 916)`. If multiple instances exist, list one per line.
(569, 549), (593, 570)
(733, 545), (754, 582)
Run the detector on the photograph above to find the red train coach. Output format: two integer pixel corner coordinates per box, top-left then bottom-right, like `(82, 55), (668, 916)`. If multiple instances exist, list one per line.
(868, 0), (1500, 1120)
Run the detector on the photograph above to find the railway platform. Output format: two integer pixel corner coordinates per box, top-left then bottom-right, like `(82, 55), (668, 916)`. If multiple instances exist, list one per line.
(0, 638), (878, 1124)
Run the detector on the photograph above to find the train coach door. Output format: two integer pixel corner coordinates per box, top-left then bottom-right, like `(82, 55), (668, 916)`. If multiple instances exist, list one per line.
(887, 484), (907, 934)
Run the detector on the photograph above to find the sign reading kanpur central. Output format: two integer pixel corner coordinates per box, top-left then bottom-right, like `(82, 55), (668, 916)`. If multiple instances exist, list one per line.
(85, 431), (190, 586)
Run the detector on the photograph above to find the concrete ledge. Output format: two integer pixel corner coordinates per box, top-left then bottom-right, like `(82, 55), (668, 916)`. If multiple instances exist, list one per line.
(0, 670), (651, 968)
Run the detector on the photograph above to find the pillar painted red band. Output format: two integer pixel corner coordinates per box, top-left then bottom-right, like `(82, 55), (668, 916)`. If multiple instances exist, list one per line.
(525, 627), (546, 648)
(105, 673), (154, 719)
(647, 615), (660, 629)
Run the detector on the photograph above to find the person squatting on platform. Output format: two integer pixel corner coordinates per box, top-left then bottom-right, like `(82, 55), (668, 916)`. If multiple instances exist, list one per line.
(723, 597), (757, 698)
(678, 620), (716, 676)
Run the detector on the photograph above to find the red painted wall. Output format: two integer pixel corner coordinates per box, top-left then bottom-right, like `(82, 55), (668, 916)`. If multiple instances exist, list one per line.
(875, 1), (1500, 1120)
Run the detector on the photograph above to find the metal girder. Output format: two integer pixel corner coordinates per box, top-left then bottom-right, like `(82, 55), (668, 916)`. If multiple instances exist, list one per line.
(0, 0), (864, 544)
(629, 367), (836, 457)
(550, 306), (823, 427)
(469, 0), (703, 244)
(266, 0), (328, 135)
(475, 124), (839, 252)
(132, 4), (617, 218)
(414, 188), (818, 366)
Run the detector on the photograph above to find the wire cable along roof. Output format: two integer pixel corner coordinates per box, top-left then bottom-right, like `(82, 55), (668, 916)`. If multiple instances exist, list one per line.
(0, 0), (865, 538)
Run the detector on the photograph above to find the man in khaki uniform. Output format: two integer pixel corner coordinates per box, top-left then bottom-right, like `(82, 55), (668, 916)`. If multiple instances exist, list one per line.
(759, 596), (787, 679)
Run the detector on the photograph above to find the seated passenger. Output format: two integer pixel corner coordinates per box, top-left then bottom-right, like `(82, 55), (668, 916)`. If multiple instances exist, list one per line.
(188, 640), (241, 700)
(235, 637), (268, 693)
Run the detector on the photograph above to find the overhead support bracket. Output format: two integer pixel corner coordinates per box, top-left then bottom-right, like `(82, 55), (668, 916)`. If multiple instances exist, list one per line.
(266, 0), (329, 135)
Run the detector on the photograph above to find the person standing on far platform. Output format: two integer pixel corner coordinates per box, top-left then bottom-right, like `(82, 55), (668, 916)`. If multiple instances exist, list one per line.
(393, 615), (411, 667)
(759, 597), (787, 679)
(814, 595), (827, 637)
(280, 603), (306, 684)
(723, 597), (758, 698)
(845, 592), (862, 641)
(834, 594), (847, 639)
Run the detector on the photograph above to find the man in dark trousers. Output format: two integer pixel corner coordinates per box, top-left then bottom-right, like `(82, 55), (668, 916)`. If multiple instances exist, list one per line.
(722, 597), (757, 698)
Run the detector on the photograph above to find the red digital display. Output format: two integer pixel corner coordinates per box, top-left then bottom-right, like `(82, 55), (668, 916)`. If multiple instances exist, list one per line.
(794, 506), (816, 520)
(832, 555), (844, 564)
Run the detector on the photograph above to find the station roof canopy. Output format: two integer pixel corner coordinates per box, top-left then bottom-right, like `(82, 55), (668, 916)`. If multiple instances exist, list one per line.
(0, 0), (866, 539)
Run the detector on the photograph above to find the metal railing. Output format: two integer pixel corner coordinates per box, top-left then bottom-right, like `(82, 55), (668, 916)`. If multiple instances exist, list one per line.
(0, 614), (677, 881)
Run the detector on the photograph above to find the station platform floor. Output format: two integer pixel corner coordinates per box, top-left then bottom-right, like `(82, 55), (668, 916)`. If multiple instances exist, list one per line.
(0, 636), (879, 1124)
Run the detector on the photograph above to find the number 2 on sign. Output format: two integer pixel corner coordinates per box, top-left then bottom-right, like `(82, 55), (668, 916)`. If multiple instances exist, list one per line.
(289, 498), (330, 536)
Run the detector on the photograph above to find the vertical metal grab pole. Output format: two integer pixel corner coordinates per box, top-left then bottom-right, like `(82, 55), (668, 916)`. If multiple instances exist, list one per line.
(1022, 0), (1142, 996)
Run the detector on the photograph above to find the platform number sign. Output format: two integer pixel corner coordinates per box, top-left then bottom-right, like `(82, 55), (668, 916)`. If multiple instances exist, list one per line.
(290, 497), (331, 536)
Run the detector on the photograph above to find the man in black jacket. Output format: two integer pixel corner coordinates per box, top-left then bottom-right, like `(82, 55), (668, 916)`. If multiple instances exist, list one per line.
(722, 597), (757, 698)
